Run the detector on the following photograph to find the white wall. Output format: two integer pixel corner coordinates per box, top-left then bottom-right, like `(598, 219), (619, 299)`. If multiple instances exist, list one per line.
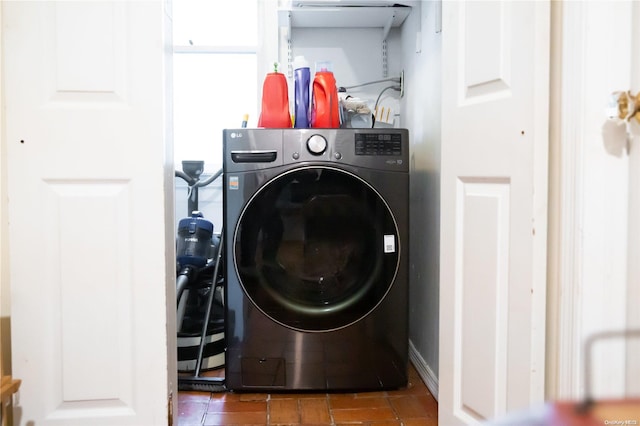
(398, 0), (441, 394)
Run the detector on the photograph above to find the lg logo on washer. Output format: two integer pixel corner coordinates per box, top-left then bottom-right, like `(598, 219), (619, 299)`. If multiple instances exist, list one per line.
(229, 132), (244, 139)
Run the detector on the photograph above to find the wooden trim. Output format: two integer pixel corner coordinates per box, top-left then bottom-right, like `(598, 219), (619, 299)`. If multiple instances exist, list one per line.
(409, 340), (438, 401)
(0, 376), (20, 402)
(546, 0), (586, 400)
(1, 375), (20, 426)
(530, 0), (551, 403)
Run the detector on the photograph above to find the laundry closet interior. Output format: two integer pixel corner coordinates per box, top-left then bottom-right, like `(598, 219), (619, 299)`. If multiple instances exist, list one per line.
(172, 0), (439, 402)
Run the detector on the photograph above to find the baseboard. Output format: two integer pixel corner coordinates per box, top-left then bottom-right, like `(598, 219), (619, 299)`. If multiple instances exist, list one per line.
(408, 339), (439, 401)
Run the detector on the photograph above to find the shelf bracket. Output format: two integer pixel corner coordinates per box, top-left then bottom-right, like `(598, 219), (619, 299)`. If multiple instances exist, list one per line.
(382, 11), (395, 41)
(382, 39), (387, 78)
(381, 11), (395, 78)
(287, 37), (293, 78)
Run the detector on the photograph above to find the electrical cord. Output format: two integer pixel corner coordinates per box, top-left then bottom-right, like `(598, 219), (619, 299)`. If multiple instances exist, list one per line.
(372, 85), (401, 128)
(339, 77), (400, 92)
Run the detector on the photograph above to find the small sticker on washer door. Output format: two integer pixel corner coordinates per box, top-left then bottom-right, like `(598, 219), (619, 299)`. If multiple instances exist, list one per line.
(229, 176), (239, 190)
(384, 235), (395, 253)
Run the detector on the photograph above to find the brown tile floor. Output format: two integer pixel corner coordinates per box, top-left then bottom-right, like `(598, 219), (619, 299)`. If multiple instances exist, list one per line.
(177, 363), (437, 426)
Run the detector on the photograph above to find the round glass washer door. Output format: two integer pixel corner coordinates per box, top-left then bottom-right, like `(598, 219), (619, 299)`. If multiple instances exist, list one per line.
(234, 166), (400, 332)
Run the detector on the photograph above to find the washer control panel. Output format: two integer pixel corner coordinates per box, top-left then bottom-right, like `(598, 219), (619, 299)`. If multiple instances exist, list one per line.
(280, 129), (409, 172)
(225, 129), (408, 173)
(355, 132), (402, 156)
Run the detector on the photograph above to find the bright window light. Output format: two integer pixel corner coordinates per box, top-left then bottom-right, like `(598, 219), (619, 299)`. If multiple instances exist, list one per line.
(172, 0), (259, 173)
(172, 0), (258, 47)
(173, 53), (257, 171)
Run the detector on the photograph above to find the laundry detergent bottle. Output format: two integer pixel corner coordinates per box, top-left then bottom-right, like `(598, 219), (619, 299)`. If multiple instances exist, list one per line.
(293, 56), (311, 128)
(258, 63), (292, 128)
(311, 61), (340, 128)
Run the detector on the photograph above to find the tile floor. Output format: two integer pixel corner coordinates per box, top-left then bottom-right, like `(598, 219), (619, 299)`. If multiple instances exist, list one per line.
(177, 363), (438, 426)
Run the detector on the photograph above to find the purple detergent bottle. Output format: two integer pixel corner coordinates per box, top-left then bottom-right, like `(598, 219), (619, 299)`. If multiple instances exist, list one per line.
(293, 56), (310, 128)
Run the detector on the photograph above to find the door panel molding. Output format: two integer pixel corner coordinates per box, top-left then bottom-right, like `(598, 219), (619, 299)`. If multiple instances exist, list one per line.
(44, 180), (133, 406)
(458, 1), (512, 104)
(44, 2), (129, 104)
(454, 178), (510, 422)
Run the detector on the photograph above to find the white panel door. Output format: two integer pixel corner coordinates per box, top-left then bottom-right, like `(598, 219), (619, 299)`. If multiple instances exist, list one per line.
(4, 1), (176, 425)
(439, 1), (549, 424)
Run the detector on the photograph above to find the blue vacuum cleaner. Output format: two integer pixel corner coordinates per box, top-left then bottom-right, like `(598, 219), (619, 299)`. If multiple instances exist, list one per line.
(175, 161), (226, 392)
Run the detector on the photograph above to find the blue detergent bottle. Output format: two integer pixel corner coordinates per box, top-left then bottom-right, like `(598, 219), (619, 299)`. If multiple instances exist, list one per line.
(293, 56), (310, 128)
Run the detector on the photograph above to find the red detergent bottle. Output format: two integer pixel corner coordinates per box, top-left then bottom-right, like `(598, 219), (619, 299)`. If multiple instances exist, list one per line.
(258, 63), (292, 128)
(311, 61), (340, 128)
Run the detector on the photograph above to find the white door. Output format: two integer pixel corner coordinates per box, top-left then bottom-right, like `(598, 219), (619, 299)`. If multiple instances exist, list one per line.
(439, 1), (550, 424)
(4, 1), (176, 425)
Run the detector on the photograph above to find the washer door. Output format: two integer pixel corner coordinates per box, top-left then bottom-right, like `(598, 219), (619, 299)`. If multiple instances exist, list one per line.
(234, 166), (400, 332)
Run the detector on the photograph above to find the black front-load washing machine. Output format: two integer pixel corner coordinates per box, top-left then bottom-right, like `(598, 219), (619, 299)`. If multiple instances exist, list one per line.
(223, 128), (409, 391)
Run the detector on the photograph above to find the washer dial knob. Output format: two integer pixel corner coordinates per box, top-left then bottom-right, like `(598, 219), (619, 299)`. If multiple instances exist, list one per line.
(307, 134), (327, 155)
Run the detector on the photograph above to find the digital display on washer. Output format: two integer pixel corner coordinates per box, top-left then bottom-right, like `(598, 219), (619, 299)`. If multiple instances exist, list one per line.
(355, 133), (402, 156)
